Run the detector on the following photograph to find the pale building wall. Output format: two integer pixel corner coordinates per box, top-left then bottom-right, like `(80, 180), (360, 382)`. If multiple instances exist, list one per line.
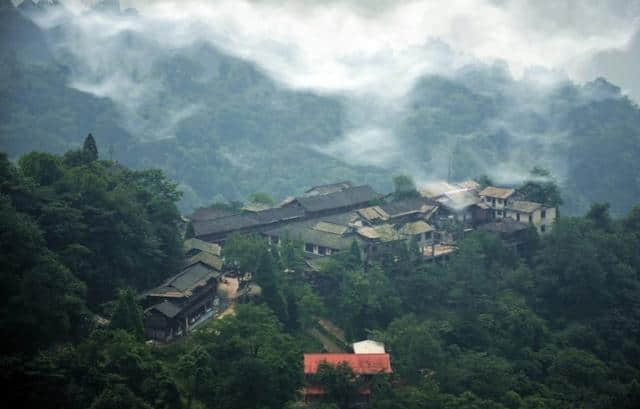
(505, 206), (557, 234)
(481, 195), (513, 220)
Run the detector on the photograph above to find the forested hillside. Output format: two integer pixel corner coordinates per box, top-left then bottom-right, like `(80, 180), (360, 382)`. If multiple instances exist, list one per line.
(2, 142), (640, 408)
(3, 2), (640, 409)
(1, 2), (640, 215)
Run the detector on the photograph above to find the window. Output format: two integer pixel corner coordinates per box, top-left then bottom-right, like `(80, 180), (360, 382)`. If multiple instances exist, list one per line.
(541, 225), (546, 233)
(318, 246), (327, 255)
(516, 213), (520, 221)
(541, 209), (546, 219)
(497, 210), (503, 216)
(528, 214), (533, 223)
(492, 198), (496, 206)
(305, 243), (313, 253)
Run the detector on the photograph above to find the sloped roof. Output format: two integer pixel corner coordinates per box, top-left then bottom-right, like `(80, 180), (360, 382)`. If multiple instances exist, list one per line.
(357, 206), (389, 223)
(377, 224), (405, 241)
(399, 220), (434, 235)
(380, 198), (434, 218)
(318, 211), (361, 226)
(479, 186), (515, 199)
(147, 261), (218, 298)
(267, 224), (356, 250)
(458, 179), (480, 190)
(170, 263), (216, 292)
(193, 213), (259, 237)
(419, 181), (459, 198)
(508, 200), (542, 213)
(185, 252), (223, 271)
(242, 202), (273, 212)
(353, 340), (385, 354)
(304, 354), (392, 374)
(313, 221), (349, 235)
(184, 238), (221, 256)
(189, 207), (237, 222)
(147, 300), (182, 319)
(193, 207), (305, 237)
(252, 206), (305, 224)
(294, 185), (380, 213)
(361, 224), (403, 242)
(304, 181), (354, 196)
(357, 226), (380, 239)
(279, 196), (296, 207)
(436, 190), (481, 211)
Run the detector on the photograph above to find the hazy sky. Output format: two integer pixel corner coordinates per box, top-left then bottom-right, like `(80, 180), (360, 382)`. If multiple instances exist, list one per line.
(30, 0), (640, 100)
(18, 0), (640, 182)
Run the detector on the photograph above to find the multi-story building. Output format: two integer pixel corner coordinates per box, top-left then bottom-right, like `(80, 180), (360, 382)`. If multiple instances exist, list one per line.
(505, 200), (557, 234)
(478, 186), (516, 219)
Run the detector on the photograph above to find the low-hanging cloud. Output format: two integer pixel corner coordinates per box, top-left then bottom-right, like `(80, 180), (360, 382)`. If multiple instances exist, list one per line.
(39, 0), (640, 94)
(25, 0), (640, 184)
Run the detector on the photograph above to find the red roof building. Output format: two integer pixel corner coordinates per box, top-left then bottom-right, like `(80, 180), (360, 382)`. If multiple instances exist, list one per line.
(302, 353), (392, 406)
(304, 353), (393, 375)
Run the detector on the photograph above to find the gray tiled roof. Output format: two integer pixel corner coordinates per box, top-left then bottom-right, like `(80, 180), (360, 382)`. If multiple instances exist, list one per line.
(149, 300), (182, 318)
(380, 198), (434, 217)
(189, 207), (237, 221)
(479, 186), (515, 199)
(266, 223), (358, 250)
(147, 261), (218, 297)
(304, 181), (354, 196)
(294, 185), (380, 213)
(194, 207), (305, 237)
(169, 262), (217, 292)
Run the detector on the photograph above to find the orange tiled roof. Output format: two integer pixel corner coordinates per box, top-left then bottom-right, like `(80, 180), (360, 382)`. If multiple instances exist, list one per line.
(304, 353), (392, 375)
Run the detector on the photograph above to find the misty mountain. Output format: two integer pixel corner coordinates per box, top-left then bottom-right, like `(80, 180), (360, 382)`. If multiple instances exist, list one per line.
(1, 3), (639, 215)
(398, 69), (640, 216)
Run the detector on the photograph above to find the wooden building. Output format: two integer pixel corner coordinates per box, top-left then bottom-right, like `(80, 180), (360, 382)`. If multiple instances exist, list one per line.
(303, 353), (393, 407)
(143, 261), (221, 342)
(505, 200), (556, 234)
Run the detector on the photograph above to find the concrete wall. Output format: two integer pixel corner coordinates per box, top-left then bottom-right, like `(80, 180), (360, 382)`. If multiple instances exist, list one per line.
(480, 195), (513, 220)
(505, 206), (556, 234)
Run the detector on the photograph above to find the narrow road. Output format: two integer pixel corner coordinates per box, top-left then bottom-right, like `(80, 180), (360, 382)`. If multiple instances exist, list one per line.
(307, 328), (345, 353)
(317, 318), (347, 344)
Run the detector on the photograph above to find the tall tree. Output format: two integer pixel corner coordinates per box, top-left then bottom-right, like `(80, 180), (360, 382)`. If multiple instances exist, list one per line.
(517, 167), (563, 207)
(393, 174), (419, 200)
(110, 287), (144, 340)
(83, 133), (99, 162)
(192, 304), (303, 409)
(314, 362), (363, 409)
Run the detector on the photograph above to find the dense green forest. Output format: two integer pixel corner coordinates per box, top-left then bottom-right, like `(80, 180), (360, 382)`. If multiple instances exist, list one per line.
(2, 3), (640, 407)
(2, 141), (640, 408)
(1, 2), (640, 215)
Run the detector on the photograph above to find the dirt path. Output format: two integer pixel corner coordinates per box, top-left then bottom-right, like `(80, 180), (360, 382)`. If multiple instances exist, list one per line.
(217, 276), (239, 299)
(308, 328), (345, 353)
(216, 276), (239, 319)
(317, 318), (347, 344)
